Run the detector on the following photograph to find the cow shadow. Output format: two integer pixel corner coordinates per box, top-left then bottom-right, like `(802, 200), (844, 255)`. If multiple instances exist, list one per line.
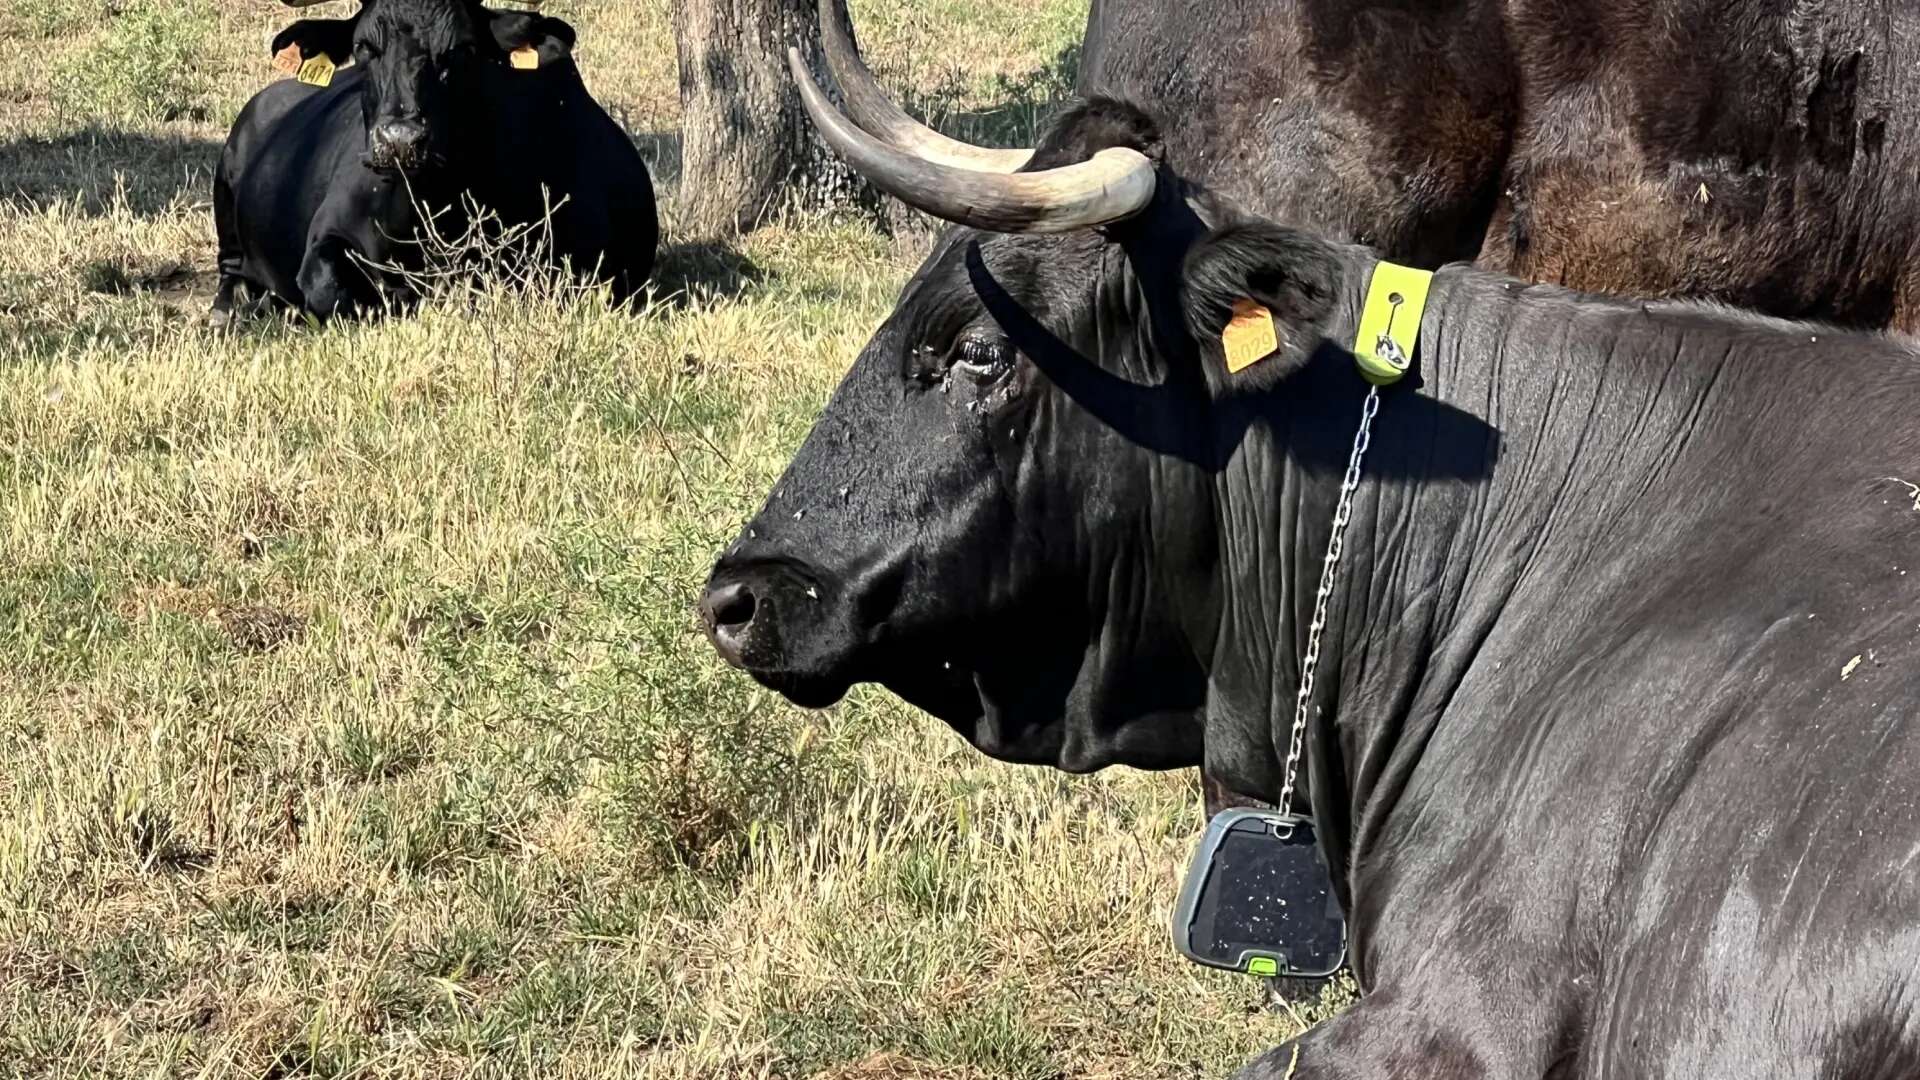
(633, 130), (682, 193)
(647, 240), (772, 307)
(0, 129), (220, 216)
(597, 95), (680, 192)
(969, 242), (1502, 484)
(901, 41), (1084, 152)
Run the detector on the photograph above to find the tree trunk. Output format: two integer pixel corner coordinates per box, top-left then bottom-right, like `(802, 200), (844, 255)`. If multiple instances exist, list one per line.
(671, 0), (869, 237)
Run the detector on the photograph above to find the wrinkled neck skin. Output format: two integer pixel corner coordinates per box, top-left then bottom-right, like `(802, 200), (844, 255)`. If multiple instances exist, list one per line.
(975, 228), (1221, 771)
(1175, 255), (1534, 931)
(1006, 228), (1488, 812)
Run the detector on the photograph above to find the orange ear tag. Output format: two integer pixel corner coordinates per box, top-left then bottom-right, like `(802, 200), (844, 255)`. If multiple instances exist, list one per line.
(510, 46), (540, 70)
(1222, 298), (1280, 373)
(273, 42), (304, 75)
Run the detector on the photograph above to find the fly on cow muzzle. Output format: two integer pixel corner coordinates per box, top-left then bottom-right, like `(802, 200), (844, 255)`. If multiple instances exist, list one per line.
(366, 119), (437, 173)
(698, 558), (853, 708)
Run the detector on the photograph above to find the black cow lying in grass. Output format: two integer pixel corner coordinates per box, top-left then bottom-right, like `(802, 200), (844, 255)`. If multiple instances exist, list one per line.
(212, 0), (656, 323)
(698, 28), (1920, 1080)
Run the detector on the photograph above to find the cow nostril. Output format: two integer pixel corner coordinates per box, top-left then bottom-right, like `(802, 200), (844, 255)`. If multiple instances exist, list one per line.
(706, 581), (757, 630)
(374, 122), (427, 153)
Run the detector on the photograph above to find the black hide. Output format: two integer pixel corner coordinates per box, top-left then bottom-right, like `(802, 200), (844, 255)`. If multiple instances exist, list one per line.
(705, 97), (1920, 1079)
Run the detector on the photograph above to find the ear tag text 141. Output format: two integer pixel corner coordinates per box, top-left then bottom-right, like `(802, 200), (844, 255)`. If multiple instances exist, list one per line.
(510, 46), (540, 70)
(296, 53), (336, 87)
(1352, 261), (1433, 386)
(1222, 298), (1280, 373)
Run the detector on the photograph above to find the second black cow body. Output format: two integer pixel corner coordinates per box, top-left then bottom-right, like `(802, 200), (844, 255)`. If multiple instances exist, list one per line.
(213, 0), (656, 322)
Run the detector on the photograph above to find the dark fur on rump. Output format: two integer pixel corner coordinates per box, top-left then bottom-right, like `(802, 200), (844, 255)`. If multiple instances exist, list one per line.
(1483, 0), (1920, 329)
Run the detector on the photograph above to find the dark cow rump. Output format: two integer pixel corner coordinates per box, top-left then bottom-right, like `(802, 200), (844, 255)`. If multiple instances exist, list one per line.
(1080, 0), (1920, 333)
(1485, 0), (1920, 329)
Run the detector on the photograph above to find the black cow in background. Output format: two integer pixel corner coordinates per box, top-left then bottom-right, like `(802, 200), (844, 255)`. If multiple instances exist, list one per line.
(212, 0), (656, 323)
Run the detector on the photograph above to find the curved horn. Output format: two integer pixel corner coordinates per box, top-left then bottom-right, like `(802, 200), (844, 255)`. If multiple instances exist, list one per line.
(818, 0), (1030, 173)
(789, 48), (1154, 233)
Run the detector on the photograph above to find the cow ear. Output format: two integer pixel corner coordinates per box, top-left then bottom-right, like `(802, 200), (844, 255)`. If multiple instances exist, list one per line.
(485, 10), (576, 65)
(271, 17), (358, 65)
(1179, 221), (1343, 394)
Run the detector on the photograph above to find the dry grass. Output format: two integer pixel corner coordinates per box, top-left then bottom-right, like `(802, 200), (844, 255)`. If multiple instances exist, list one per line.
(0, 0), (1336, 1076)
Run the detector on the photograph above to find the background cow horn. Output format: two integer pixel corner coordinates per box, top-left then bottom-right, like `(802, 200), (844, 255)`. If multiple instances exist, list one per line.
(818, 0), (1030, 173)
(788, 48), (1154, 233)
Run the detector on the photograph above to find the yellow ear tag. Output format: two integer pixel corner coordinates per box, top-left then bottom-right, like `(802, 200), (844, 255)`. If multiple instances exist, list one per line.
(1352, 261), (1434, 385)
(510, 46), (540, 70)
(296, 53), (336, 87)
(1222, 298), (1280, 373)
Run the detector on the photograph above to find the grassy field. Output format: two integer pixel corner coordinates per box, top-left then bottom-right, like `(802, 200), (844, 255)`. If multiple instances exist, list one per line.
(0, 1), (1332, 1075)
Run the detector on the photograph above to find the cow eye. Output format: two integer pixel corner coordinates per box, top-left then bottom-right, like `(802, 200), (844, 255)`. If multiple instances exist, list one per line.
(954, 338), (1012, 379)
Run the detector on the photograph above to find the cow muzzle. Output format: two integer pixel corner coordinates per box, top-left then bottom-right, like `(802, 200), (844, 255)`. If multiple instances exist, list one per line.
(367, 119), (433, 172)
(700, 578), (758, 668)
(698, 560), (851, 708)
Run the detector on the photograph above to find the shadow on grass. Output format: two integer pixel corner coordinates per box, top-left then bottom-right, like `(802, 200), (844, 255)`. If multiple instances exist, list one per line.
(635, 130), (683, 192)
(864, 42), (1083, 239)
(599, 99), (681, 192)
(0, 129), (220, 216)
(648, 240), (772, 307)
(898, 41), (1083, 152)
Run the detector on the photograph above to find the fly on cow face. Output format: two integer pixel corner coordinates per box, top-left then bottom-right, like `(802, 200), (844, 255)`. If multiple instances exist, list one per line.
(702, 45), (1362, 776)
(269, 0), (576, 176)
(352, 0), (484, 173)
(703, 183), (1234, 772)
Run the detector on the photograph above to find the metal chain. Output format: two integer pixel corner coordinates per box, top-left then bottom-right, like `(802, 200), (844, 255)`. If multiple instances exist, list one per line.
(1275, 382), (1382, 817)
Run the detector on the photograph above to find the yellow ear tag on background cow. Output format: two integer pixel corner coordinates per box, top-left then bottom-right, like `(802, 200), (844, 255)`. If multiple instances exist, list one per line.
(1222, 298), (1280, 373)
(1352, 260), (1434, 385)
(273, 43), (304, 75)
(510, 46), (540, 70)
(296, 53), (336, 87)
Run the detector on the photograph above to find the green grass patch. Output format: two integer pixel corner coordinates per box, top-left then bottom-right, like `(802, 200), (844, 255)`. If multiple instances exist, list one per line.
(0, 0), (1332, 1075)
(50, 0), (220, 125)
(8, 0), (109, 38)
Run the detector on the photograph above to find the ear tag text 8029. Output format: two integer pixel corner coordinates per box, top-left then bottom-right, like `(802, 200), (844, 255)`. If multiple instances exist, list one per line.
(1222, 298), (1279, 373)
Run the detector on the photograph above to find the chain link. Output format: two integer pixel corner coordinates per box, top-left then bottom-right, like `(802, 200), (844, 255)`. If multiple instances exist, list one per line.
(1275, 383), (1382, 817)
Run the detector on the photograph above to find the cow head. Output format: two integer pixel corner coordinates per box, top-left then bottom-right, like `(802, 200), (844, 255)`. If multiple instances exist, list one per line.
(700, 6), (1362, 777)
(273, 0), (575, 172)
